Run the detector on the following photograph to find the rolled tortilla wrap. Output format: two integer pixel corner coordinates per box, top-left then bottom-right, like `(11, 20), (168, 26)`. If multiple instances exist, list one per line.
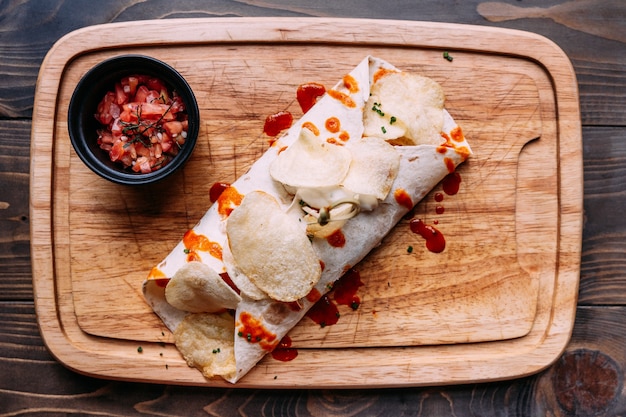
(143, 55), (471, 383)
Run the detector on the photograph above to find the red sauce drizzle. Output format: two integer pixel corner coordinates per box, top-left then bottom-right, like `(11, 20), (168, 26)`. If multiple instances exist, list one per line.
(217, 186), (243, 217)
(186, 251), (202, 262)
(327, 89), (356, 108)
(209, 182), (230, 203)
(394, 188), (413, 210)
(450, 126), (464, 142)
(183, 229), (223, 261)
(326, 229), (346, 248)
(147, 267), (167, 279)
(306, 287), (322, 303)
(219, 272), (240, 295)
(297, 82), (326, 113)
(306, 268), (365, 328)
(343, 74), (359, 93)
(444, 157), (455, 173)
(436, 205), (445, 215)
(373, 68), (397, 83)
(434, 192), (444, 202)
(410, 219), (446, 253)
(332, 268), (364, 310)
(325, 117), (341, 133)
(153, 277), (170, 288)
(306, 294), (340, 328)
(237, 312), (278, 351)
(271, 335), (298, 362)
(263, 111), (293, 137)
(302, 121), (320, 136)
(442, 172), (462, 196)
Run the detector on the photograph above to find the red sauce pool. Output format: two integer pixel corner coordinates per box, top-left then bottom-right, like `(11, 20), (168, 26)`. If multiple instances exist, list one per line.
(409, 218), (446, 253)
(305, 295), (340, 328)
(332, 268), (364, 310)
(442, 172), (462, 196)
(296, 82), (326, 113)
(263, 111), (293, 137)
(271, 336), (298, 362)
(209, 182), (230, 203)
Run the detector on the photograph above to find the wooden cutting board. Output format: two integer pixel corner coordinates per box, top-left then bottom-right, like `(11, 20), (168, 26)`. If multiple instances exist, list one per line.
(30, 17), (582, 388)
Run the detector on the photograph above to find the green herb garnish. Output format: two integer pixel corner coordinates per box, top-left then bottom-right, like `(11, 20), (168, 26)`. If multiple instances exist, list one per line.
(372, 102), (385, 116)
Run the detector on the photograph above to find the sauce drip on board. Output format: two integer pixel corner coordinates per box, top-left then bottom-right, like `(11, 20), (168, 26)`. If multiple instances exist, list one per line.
(271, 336), (298, 362)
(209, 182), (230, 203)
(306, 295), (340, 328)
(410, 218), (446, 253)
(263, 111), (293, 137)
(407, 168), (464, 253)
(297, 82), (326, 113)
(332, 268), (364, 310)
(305, 268), (364, 327)
(442, 172), (462, 196)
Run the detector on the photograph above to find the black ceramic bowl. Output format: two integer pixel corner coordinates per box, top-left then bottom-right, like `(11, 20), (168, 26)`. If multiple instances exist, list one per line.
(68, 55), (199, 185)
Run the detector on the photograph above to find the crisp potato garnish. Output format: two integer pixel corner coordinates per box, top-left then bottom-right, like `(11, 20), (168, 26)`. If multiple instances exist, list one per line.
(165, 262), (241, 313)
(340, 136), (400, 200)
(226, 191), (322, 302)
(363, 71), (445, 146)
(174, 312), (236, 380)
(269, 127), (351, 191)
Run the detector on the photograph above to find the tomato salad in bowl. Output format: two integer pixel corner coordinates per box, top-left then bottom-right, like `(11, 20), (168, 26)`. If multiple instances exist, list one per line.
(68, 55), (199, 185)
(95, 74), (189, 174)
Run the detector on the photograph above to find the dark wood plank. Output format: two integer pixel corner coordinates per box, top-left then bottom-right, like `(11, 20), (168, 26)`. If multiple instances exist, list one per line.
(0, 0), (624, 125)
(1, 302), (624, 416)
(0, 119), (31, 301)
(580, 126), (626, 305)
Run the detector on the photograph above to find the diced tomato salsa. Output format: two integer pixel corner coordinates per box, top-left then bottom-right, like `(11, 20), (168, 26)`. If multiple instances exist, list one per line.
(94, 75), (188, 173)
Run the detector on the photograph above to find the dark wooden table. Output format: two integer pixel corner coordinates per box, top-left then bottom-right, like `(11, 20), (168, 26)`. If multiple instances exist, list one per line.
(2, 1), (625, 415)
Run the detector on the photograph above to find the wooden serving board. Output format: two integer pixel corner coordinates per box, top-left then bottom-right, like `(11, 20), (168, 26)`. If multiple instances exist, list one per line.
(30, 18), (582, 388)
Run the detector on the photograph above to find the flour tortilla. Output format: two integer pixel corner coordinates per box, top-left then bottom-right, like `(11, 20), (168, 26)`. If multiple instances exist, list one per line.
(142, 56), (471, 383)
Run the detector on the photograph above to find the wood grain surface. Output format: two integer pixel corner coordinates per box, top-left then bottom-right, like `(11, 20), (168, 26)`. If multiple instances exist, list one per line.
(1, 0), (625, 415)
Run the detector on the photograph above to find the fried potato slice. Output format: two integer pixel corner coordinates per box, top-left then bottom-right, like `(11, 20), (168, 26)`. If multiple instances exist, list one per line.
(363, 71), (445, 146)
(226, 191), (322, 302)
(341, 136), (400, 200)
(222, 243), (269, 301)
(269, 126), (351, 191)
(165, 261), (241, 313)
(174, 312), (236, 380)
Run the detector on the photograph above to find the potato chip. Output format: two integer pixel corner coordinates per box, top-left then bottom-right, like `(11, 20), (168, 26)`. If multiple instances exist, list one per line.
(269, 126), (351, 191)
(363, 71), (445, 146)
(226, 191), (322, 302)
(165, 261), (241, 313)
(174, 312), (236, 380)
(222, 243), (269, 301)
(342, 136), (400, 200)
